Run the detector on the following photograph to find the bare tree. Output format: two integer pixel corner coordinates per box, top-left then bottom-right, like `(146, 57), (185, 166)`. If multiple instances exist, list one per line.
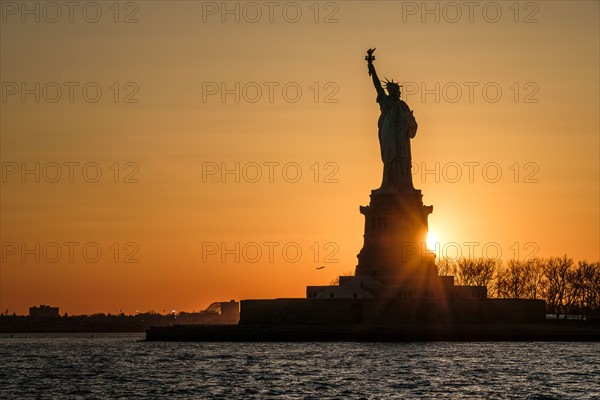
(526, 257), (546, 300)
(571, 261), (600, 319)
(497, 260), (530, 298)
(437, 256), (458, 277)
(456, 257), (499, 290)
(542, 255), (573, 318)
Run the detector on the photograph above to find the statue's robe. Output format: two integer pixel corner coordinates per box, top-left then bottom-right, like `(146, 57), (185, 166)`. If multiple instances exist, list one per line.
(377, 92), (418, 191)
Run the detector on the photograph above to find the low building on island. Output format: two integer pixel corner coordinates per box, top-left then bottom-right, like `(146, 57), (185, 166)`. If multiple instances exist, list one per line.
(29, 305), (60, 319)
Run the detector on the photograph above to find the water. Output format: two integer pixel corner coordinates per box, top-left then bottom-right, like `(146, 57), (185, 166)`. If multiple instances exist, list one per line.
(0, 334), (598, 399)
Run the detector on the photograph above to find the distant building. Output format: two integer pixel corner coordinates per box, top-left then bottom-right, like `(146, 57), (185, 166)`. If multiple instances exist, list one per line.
(204, 300), (240, 323)
(220, 300), (240, 323)
(29, 305), (59, 318)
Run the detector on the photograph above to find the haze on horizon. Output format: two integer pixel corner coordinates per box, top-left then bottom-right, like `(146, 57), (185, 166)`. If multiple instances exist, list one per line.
(1, 1), (598, 315)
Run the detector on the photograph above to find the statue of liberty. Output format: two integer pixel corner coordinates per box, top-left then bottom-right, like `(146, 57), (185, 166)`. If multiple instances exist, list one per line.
(366, 48), (418, 192)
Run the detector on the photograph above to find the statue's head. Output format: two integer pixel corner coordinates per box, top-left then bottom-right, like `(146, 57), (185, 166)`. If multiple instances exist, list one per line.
(384, 78), (401, 99)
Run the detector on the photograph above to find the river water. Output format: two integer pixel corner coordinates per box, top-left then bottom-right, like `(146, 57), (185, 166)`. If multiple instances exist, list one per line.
(0, 334), (598, 399)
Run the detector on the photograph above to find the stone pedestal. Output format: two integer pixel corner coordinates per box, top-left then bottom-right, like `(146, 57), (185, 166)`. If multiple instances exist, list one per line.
(355, 188), (436, 284)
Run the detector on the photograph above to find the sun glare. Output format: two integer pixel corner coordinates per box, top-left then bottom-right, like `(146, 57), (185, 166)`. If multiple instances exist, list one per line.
(426, 232), (438, 250)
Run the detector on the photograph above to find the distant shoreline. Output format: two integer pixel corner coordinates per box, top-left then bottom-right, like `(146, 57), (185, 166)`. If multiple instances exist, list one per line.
(0, 313), (237, 334)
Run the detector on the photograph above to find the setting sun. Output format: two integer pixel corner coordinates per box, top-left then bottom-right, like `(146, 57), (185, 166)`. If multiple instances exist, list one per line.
(426, 231), (438, 250)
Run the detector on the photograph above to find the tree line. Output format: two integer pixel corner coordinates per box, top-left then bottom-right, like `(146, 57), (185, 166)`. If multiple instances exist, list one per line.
(437, 255), (600, 320)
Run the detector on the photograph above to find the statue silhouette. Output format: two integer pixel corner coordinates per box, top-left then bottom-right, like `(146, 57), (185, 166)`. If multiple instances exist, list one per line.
(366, 48), (418, 192)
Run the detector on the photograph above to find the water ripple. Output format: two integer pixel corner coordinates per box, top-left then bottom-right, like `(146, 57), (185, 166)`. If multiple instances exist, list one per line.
(0, 335), (599, 399)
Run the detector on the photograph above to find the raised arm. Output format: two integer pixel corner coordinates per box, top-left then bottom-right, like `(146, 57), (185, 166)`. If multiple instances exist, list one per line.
(366, 48), (385, 97)
(369, 63), (385, 96)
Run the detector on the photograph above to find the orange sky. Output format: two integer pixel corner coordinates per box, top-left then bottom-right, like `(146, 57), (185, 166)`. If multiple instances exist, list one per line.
(1, 1), (599, 315)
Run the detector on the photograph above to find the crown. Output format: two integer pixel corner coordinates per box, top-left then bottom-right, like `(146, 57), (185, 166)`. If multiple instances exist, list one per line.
(383, 78), (402, 88)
